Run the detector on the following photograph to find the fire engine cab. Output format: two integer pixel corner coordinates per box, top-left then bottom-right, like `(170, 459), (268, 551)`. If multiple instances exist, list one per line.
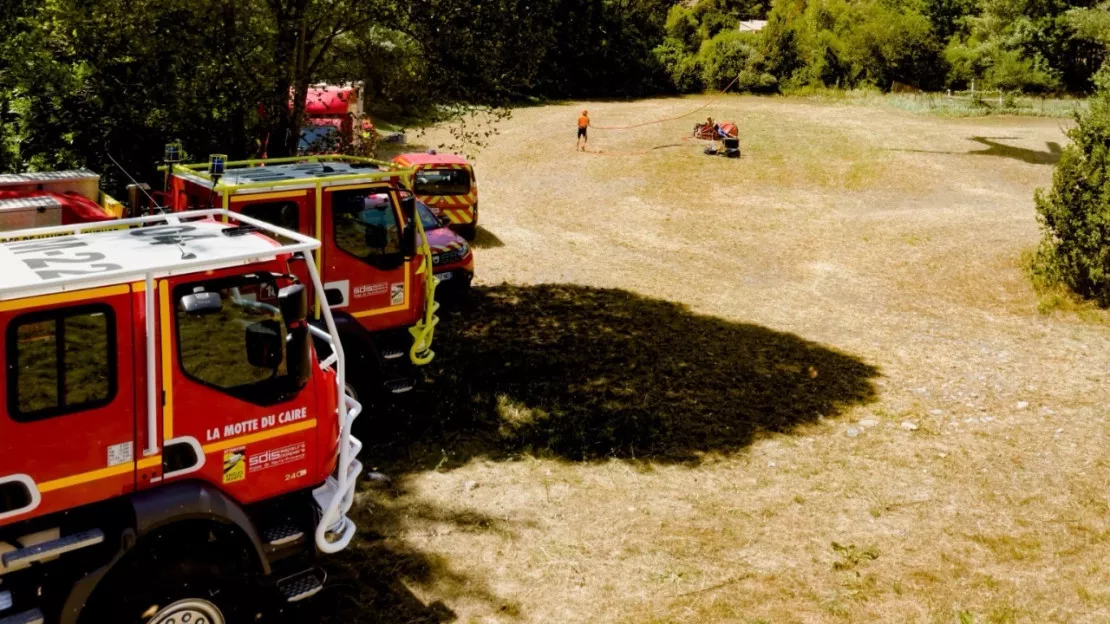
(392, 152), (478, 240)
(0, 210), (361, 623)
(163, 154), (439, 401)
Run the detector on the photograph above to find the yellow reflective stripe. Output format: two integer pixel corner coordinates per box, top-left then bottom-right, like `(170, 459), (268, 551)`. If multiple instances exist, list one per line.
(35, 419), (318, 492)
(314, 183), (323, 320)
(0, 285), (130, 312)
(137, 456), (162, 469)
(229, 190), (306, 203)
(201, 419), (317, 454)
(38, 463), (132, 493)
(159, 280), (173, 439)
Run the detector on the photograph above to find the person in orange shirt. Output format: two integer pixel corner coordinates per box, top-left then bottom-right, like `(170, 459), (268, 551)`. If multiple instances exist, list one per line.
(576, 110), (590, 151)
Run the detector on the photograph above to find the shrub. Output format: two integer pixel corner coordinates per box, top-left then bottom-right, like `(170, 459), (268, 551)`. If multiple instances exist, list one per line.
(737, 68), (779, 92)
(984, 48), (1059, 93)
(665, 5), (701, 54)
(653, 38), (704, 92)
(1033, 84), (1110, 303)
(698, 30), (760, 90)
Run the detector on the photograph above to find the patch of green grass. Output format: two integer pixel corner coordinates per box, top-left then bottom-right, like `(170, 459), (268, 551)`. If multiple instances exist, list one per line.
(781, 86), (1086, 118)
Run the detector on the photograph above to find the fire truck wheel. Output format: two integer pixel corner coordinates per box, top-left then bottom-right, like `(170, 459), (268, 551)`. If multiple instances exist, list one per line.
(340, 341), (380, 404)
(456, 223), (477, 241)
(344, 379), (361, 403)
(145, 598), (226, 624)
(81, 531), (272, 624)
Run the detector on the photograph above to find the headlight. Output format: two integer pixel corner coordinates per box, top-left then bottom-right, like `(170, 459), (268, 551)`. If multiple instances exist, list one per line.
(458, 242), (470, 257)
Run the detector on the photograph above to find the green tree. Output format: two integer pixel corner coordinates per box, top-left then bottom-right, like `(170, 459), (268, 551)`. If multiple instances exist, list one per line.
(1033, 81), (1110, 302)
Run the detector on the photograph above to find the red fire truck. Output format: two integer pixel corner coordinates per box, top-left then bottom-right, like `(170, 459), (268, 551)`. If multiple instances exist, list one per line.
(298, 84), (374, 155)
(163, 154), (439, 401)
(410, 193), (474, 304)
(392, 152), (478, 240)
(0, 170), (125, 226)
(0, 208), (362, 623)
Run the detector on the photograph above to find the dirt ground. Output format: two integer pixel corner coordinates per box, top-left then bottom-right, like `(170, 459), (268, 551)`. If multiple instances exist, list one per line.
(309, 96), (1110, 624)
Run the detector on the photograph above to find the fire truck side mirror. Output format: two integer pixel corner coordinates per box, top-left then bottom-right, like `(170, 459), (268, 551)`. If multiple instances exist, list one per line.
(278, 284), (308, 323)
(245, 320), (283, 371)
(286, 325), (311, 390)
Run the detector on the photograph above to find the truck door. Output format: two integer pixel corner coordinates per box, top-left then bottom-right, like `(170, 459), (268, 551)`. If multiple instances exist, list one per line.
(321, 185), (419, 330)
(158, 271), (319, 503)
(0, 288), (135, 524)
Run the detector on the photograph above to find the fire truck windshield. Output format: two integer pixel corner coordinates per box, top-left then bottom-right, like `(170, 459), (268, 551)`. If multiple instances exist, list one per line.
(413, 168), (470, 196)
(298, 125), (341, 154)
(174, 273), (306, 405)
(332, 189), (402, 260)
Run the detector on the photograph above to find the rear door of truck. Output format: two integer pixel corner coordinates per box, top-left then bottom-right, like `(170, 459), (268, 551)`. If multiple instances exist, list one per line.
(0, 285), (136, 525)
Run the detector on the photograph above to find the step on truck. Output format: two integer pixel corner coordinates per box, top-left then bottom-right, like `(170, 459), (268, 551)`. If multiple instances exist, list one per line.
(0, 209), (362, 623)
(162, 154), (439, 402)
(392, 152), (479, 241)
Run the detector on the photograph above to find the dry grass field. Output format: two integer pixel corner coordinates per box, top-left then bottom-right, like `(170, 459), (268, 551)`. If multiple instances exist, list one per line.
(305, 96), (1110, 624)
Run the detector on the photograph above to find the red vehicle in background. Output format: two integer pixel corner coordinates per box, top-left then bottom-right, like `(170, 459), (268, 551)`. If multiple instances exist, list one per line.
(164, 154), (439, 401)
(299, 84), (374, 155)
(392, 152), (479, 240)
(0, 169), (125, 225)
(0, 207), (361, 623)
(410, 193), (474, 303)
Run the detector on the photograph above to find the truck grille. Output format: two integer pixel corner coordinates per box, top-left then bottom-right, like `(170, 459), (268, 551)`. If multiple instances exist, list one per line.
(433, 249), (463, 266)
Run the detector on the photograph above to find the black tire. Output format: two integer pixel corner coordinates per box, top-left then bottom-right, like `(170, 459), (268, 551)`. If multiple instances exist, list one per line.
(81, 529), (272, 624)
(456, 222), (477, 241)
(340, 339), (381, 405)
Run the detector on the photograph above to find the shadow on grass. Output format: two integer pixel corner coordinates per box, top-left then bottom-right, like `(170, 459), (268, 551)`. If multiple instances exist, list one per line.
(890, 136), (1063, 166)
(300, 500), (519, 623)
(307, 284), (879, 621)
(471, 225), (504, 249)
(967, 136), (1062, 165)
(373, 283), (880, 469)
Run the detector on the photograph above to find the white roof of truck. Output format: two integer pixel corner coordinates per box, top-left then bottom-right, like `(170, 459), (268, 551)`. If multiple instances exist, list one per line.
(0, 169), (99, 187)
(0, 209), (318, 301)
(0, 196), (64, 211)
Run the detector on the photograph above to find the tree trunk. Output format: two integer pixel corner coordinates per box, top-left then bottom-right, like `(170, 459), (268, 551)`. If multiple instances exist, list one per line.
(264, 0), (306, 157)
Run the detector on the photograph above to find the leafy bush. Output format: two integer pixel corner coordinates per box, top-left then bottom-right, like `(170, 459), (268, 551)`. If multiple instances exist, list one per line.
(984, 48), (1060, 93)
(737, 69), (779, 92)
(656, 28), (773, 93)
(698, 31), (761, 90)
(665, 5), (702, 53)
(653, 38), (705, 92)
(1033, 84), (1110, 303)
